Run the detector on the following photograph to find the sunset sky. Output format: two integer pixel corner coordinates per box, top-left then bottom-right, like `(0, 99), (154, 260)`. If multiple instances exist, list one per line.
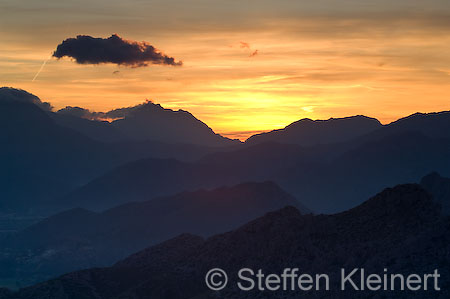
(1, 0), (450, 139)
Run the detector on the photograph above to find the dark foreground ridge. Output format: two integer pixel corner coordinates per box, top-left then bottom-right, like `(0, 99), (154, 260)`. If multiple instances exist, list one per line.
(2, 183), (449, 298)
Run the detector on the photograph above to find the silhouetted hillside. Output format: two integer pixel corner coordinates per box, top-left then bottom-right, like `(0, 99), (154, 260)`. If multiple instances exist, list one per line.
(0, 88), (234, 214)
(2, 184), (448, 298)
(0, 88), (118, 213)
(246, 115), (381, 145)
(0, 182), (308, 287)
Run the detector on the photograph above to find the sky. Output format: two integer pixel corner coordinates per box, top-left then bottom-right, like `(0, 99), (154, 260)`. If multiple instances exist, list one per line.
(1, 0), (450, 140)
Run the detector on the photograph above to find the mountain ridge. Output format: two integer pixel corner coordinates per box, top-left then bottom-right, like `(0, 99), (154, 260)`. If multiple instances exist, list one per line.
(246, 115), (382, 145)
(0, 87), (238, 213)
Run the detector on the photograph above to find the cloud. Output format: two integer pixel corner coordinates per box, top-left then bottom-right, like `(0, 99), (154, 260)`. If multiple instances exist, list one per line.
(238, 41), (259, 57)
(53, 34), (183, 67)
(57, 106), (100, 119)
(240, 42), (250, 49)
(57, 100), (162, 120)
(249, 50), (259, 57)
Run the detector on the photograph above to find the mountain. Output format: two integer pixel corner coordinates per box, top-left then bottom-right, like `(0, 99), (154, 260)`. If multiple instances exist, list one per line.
(64, 130), (450, 214)
(245, 111), (450, 147)
(54, 102), (240, 147)
(0, 88), (119, 213)
(246, 115), (382, 146)
(50, 110), (126, 143)
(60, 142), (309, 210)
(60, 158), (225, 211)
(342, 111), (450, 148)
(420, 172), (450, 215)
(109, 101), (240, 146)
(3, 183), (448, 298)
(0, 88), (234, 214)
(382, 111), (450, 139)
(4, 87), (450, 215)
(279, 131), (450, 212)
(0, 182), (309, 287)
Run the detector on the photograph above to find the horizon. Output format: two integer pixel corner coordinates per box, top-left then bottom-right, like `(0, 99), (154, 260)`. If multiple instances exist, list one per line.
(2, 0), (450, 139)
(4, 85), (450, 141)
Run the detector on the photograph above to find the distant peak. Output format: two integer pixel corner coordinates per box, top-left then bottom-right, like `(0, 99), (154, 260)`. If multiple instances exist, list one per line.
(246, 113), (381, 146)
(391, 111), (450, 124)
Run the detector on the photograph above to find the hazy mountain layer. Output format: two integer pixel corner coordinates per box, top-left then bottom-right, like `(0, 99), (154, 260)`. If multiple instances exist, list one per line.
(2, 183), (448, 298)
(63, 132), (450, 213)
(0, 182), (308, 287)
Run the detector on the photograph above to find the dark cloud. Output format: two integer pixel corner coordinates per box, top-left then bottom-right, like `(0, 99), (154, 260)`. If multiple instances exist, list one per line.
(53, 34), (183, 67)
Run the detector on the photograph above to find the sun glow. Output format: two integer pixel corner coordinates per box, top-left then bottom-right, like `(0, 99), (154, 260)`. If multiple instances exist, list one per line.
(1, 1), (450, 140)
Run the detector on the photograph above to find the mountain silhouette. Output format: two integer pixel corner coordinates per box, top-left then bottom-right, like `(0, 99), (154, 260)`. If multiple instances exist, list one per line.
(60, 141), (312, 211)
(51, 109), (126, 142)
(279, 131), (450, 212)
(380, 111), (450, 139)
(60, 158), (227, 211)
(0, 182), (309, 287)
(0, 88), (234, 214)
(245, 111), (450, 147)
(246, 115), (382, 145)
(55, 101), (239, 146)
(2, 183), (448, 298)
(0, 88), (120, 212)
(108, 101), (239, 146)
(4, 87), (450, 215)
(62, 131), (450, 214)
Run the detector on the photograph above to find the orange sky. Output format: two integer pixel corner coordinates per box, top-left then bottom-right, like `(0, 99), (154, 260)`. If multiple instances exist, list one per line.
(1, 0), (450, 140)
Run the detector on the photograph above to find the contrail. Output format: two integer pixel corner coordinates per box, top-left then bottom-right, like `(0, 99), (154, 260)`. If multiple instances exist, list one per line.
(32, 58), (49, 82)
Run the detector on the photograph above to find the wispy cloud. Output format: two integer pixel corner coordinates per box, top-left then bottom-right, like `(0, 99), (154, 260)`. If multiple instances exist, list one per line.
(249, 50), (258, 57)
(240, 42), (250, 49)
